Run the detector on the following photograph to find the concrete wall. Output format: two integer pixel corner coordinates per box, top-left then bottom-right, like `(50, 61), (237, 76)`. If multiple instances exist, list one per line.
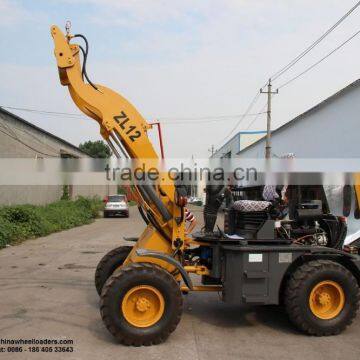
(0, 185), (116, 206)
(72, 185), (115, 199)
(0, 108), (116, 205)
(0, 186), (63, 206)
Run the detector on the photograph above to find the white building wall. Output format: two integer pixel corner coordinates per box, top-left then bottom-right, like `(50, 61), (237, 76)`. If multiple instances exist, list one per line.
(214, 132), (266, 158)
(213, 134), (240, 158)
(237, 82), (360, 159)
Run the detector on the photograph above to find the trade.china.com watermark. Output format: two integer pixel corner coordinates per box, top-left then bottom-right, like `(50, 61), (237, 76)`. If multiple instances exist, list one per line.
(105, 163), (258, 183)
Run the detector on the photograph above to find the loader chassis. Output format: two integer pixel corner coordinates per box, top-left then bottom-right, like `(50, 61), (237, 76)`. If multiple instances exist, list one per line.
(189, 241), (360, 305)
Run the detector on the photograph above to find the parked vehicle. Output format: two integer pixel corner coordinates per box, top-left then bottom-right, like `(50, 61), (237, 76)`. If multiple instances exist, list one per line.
(188, 196), (203, 206)
(103, 195), (129, 218)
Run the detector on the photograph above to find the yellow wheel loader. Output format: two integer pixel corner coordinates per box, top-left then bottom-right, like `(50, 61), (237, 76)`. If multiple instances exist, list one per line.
(50, 25), (360, 346)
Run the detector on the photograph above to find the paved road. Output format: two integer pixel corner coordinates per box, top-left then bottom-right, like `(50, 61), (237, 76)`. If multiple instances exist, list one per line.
(0, 206), (359, 360)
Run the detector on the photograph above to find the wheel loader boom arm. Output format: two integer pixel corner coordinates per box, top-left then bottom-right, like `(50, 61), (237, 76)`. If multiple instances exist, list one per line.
(51, 25), (156, 159)
(355, 175), (360, 212)
(50, 25), (185, 248)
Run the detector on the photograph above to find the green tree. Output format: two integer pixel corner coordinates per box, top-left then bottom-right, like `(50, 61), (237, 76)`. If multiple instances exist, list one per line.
(79, 140), (112, 158)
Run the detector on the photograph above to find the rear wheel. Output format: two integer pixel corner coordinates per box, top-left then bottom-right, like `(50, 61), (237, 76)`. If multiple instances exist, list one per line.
(100, 263), (183, 346)
(285, 260), (360, 335)
(95, 246), (132, 295)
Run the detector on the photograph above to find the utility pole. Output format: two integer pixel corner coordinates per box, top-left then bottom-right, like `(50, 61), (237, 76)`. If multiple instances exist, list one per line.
(208, 145), (215, 157)
(260, 79), (278, 159)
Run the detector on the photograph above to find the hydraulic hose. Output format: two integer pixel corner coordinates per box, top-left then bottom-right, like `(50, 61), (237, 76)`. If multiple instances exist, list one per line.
(141, 184), (172, 223)
(138, 205), (149, 225)
(72, 34), (98, 90)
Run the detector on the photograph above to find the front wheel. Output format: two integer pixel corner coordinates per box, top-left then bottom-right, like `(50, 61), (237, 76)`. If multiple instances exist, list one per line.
(100, 263), (183, 346)
(285, 259), (360, 336)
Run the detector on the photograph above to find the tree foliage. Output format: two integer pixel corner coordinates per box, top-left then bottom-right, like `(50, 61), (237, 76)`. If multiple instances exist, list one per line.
(79, 140), (112, 158)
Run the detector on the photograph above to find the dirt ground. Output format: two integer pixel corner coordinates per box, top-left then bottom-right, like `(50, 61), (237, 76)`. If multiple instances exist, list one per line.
(0, 206), (359, 360)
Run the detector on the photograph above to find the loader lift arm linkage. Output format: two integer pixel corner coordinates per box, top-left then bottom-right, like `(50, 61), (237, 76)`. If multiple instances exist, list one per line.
(50, 25), (191, 270)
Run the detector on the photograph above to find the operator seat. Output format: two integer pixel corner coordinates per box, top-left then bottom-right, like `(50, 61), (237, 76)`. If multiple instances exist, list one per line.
(226, 186), (282, 239)
(231, 185), (279, 213)
(232, 199), (272, 212)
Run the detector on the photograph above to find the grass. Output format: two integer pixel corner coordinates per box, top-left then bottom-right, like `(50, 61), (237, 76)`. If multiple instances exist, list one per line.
(0, 196), (104, 249)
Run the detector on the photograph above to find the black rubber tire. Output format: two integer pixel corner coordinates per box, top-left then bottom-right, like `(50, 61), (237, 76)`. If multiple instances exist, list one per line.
(285, 259), (360, 336)
(95, 246), (132, 295)
(104, 212), (108, 218)
(100, 263), (183, 346)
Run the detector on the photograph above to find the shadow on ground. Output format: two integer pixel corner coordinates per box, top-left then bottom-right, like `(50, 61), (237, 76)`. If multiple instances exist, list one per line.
(183, 291), (299, 335)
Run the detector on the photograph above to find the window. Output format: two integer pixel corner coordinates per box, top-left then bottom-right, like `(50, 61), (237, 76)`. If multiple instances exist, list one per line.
(108, 195), (126, 202)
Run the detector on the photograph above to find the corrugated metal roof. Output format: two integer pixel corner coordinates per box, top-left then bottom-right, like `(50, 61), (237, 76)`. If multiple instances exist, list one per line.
(0, 106), (90, 156)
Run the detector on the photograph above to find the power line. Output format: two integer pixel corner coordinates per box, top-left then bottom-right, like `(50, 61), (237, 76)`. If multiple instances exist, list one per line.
(245, 103), (268, 130)
(161, 111), (267, 124)
(10, 123), (60, 154)
(0, 128), (58, 157)
(1, 105), (265, 123)
(271, 0), (360, 81)
(244, 1), (360, 154)
(158, 111), (266, 121)
(277, 28), (360, 90)
(215, 92), (261, 148)
(0, 118), (18, 138)
(1, 106), (83, 118)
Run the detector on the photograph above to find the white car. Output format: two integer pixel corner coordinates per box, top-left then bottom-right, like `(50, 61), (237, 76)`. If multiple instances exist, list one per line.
(188, 196), (203, 206)
(104, 195), (129, 218)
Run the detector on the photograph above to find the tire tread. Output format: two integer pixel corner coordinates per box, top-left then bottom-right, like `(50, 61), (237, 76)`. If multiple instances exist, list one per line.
(95, 246), (132, 295)
(100, 262), (183, 346)
(285, 259), (360, 336)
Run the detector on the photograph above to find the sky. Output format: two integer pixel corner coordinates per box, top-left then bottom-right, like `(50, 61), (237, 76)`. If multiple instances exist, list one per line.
(1, 0), (360, 158)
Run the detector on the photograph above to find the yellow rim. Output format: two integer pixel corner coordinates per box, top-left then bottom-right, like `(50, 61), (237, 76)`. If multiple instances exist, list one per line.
(309, 280), (345, 320)
(121, 285), (165, 328)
